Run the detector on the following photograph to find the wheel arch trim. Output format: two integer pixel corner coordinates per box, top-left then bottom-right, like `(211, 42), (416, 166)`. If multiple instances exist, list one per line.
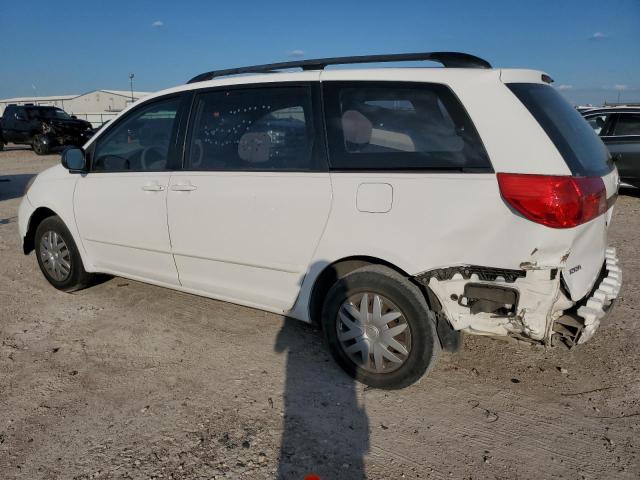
(23, 205), (92, 271)
(292, 254), (418, 326)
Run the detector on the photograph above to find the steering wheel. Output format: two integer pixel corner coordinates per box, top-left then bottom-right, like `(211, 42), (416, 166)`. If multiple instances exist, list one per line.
(140, 145), (167, 170)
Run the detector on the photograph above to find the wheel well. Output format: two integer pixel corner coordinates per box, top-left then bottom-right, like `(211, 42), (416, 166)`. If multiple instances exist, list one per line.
(307, 256), (461, 352)
(23, 207), (57, 254)
(308, 256), (412, 326)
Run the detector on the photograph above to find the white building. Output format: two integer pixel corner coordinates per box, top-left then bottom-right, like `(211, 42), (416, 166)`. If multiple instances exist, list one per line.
(0, 90), (150, 126)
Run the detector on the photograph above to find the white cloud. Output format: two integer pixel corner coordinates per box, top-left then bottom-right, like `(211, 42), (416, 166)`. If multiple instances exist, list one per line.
(151, 20), (164, 28)
(589, 32), (608, 40)
(556, 84), (573, 91)
(287, 49), (305, 58)
(614, 84), (628, 91)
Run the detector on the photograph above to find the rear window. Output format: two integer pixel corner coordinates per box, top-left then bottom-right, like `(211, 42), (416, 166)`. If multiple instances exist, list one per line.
(507, 83), (612, 176)
(323, 82), (491, 171)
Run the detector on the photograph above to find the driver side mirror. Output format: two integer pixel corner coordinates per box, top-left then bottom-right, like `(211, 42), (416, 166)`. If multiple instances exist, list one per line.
(61, 148), (87, 173)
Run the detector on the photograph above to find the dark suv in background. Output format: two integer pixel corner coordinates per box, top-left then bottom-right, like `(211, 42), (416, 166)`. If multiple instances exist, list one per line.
(0, 104), (93, 155)
(583, 107), (640, 188)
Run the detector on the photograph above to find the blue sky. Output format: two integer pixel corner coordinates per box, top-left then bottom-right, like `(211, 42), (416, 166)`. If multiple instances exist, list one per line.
(0, 0), (638, 105)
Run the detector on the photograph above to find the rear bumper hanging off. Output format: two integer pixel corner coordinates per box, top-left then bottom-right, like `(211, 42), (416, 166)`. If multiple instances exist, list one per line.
(553, 247), (622, 346)
(416, 246), (622, 346)
(575, 247), (622, 344)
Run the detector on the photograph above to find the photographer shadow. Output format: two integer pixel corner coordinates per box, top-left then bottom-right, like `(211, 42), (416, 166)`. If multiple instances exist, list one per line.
(275, 317), (369, 479)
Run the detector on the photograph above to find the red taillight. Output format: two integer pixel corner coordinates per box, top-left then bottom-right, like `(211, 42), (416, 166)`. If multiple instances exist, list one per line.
(497, 173), (607, 228)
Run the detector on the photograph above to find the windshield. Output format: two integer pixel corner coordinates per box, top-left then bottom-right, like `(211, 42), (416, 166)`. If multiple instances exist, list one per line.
(26, 107), (72, 120)
(507, 83), (612, 177)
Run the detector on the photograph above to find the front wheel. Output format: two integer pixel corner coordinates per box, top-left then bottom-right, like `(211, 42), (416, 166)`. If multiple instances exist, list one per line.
(321, 265), (440, 389)
(32, 134), (51, 155)
(34, 216), (92, 291)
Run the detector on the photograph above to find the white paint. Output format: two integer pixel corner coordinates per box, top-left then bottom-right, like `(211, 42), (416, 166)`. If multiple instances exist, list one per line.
(74, 171), (179, 286)
(18, 65), (621, 346)
(166, 171), (332, 311)
(356, 183), (393, 213)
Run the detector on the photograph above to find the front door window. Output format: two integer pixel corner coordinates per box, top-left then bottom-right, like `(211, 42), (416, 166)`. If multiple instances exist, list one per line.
(92, 97), (180, 172)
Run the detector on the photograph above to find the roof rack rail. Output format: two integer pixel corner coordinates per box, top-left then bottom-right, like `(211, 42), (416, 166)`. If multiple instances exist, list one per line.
(187, 51), (491, 84)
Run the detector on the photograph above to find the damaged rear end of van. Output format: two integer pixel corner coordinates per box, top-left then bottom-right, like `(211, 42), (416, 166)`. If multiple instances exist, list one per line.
(416, 69), (622, 348)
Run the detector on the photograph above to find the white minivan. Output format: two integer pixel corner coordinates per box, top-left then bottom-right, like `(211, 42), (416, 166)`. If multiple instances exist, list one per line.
(18, 52), (622, 388)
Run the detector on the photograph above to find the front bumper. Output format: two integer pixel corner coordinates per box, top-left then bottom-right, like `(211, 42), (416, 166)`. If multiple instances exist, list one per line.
(575, 247), (622, 344)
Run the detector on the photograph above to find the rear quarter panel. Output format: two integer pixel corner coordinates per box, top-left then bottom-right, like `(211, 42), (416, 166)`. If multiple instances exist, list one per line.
(310, 172), (581, 276)
(295, 69), (608, 320)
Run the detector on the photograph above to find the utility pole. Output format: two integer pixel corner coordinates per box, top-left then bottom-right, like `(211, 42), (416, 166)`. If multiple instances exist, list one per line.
(615, 85), (626, 105)
(129, 73), (135, 102)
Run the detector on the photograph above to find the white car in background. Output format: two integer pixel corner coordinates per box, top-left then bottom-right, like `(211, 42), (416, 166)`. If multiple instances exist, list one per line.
(18, 52), (622, 389)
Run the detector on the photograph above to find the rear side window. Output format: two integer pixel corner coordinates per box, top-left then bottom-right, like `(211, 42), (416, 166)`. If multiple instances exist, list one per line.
(612, 113), (640, 136)
(186, 86), (321, 171)
(507, 83), (612, 176)
(323, 82), (491, 171)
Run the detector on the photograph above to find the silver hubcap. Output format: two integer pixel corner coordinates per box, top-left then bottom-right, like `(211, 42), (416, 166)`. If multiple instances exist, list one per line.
(39, 230), (71, 281)
(336, 293), (412, 373)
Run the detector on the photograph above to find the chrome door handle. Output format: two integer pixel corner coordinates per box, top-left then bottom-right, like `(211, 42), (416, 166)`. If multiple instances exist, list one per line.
(171, 183), (197, 191)
(142, 183), (165, 192)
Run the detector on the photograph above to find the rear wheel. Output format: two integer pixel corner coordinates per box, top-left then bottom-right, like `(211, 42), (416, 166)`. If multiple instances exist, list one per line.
(32, 134), (51, 155)
(34, 216), (92, 291)
(321, 265), (440, 389)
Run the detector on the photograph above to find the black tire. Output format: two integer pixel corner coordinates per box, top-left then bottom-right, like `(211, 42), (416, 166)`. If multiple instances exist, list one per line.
(32, 134), (51, 155)
(34, 216), (92, 291)
(0, 141), (4, 151)
(321, 265), (440, 389)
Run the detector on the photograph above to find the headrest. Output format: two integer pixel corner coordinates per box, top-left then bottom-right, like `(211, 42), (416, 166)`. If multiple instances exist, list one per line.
(238, 132), (271, 163)
(342, 110), (372, 144)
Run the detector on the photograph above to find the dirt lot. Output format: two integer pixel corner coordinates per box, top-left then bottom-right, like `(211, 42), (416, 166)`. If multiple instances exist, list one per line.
(1, 147), (639, 480)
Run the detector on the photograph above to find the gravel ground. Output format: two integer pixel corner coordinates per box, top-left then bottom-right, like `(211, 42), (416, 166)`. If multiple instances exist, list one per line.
(1, 146), (639, 480)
